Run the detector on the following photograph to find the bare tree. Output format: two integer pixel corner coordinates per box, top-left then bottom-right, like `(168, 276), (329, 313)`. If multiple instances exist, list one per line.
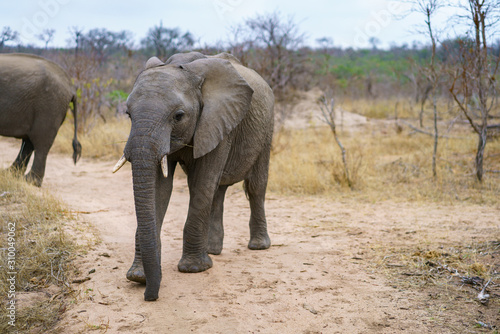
(369, 36), (381, 50)
(141, 22), (194, 59)
(68, 26), (85, 56)
(36, 28), (55, 49)
(0, 26), (19, 51)
(417, 0), (443, 177)
(449, 0), (500, 181)
(229, 11), (306, 99)
(83, 28), (133, 64)
(402, 0), (444, 178)
(65, 27), (106, 131)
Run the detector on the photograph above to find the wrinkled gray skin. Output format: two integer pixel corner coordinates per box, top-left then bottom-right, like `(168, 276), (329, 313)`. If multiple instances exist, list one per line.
(121, 52), (274, 301)
(0, 53), (82, 187)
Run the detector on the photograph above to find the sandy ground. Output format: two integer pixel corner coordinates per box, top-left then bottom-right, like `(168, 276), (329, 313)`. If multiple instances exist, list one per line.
(1, 115), (498, 333)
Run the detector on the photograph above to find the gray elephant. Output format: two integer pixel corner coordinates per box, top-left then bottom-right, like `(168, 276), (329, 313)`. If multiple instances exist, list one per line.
(113, 52), (274, 301)
(0, 53), (82, 186)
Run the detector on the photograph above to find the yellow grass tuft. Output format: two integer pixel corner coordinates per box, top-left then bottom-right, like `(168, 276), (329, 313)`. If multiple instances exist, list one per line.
(0, 170), (77, 333)
(269, 127), (365, 194)
(53, 111), (130, 160)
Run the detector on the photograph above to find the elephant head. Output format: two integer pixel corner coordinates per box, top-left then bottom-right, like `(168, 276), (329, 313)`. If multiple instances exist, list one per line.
(114, 56), (254, 300)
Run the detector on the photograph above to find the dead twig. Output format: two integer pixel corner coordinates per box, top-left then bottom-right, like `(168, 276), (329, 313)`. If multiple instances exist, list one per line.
(72, 277), (91, 284)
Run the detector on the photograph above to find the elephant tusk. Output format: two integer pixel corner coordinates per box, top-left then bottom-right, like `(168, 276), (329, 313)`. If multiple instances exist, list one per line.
(112, 155), (127, 173)
(161, 155), (168, 178)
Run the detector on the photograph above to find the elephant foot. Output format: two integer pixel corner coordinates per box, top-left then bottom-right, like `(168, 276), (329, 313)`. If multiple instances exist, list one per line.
(25, 172), (42, 187)
(178, 253), (213, 273)
(126, 263), (146, 284)
(248, 233), (271, 250)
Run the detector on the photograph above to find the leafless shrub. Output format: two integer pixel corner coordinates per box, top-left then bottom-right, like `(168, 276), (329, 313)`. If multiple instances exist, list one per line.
(36, 29), (55, 50)
(449, 0), (500, 182)
(318, 95), (353, 188)
(228, 11), (307, 101)
(141, 21), (194, 60)
(0, 26), (18, 51)
(60, 27), (136, 132)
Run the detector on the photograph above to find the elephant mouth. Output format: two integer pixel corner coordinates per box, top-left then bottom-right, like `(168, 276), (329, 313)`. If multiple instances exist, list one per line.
(169, 136), (193, 153)
(112, 154), (169, 178)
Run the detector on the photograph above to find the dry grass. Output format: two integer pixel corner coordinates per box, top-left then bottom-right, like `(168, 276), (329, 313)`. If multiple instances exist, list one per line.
(53, 111), (130, 160)
(269, 127), (365, 193)
(374, 240), (500, 332)
(342, 97), (458, 121)
(344, 97), (411, 119)
(0, 170), (78, 333)
(270, 120), (500, 205)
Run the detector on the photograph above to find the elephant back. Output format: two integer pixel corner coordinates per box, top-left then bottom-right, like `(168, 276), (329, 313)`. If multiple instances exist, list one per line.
(0, 53), (74, 99)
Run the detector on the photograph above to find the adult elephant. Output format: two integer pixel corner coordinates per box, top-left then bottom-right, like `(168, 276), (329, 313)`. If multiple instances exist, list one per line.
(0, 53), (82, 187)
(113, 52), (274, 301)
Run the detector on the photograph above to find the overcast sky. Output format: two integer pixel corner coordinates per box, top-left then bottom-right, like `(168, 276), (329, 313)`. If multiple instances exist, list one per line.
(1, 0), (466, 49)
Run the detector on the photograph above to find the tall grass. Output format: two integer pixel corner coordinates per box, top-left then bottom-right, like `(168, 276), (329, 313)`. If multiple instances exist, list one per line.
(0, 171), (76, 333)
(53, 111), (130, 160)
(270, 122), (500, 204)
(269, 127), (365, 194)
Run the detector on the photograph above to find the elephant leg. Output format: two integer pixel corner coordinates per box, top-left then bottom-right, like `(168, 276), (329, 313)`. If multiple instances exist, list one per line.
(26, 144), (50, 187)
(24, 126), (62, 187)
(245, 150), (271, 250)
(207, 185), (228, 255)
(127, 161), (176, 284)
(178, 142), (231, 273)
(126, 229), (147, 284)
(10, 138), (34, 174)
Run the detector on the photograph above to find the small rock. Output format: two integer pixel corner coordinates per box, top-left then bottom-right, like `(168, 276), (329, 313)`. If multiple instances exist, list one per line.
(303, 303), (318, 315)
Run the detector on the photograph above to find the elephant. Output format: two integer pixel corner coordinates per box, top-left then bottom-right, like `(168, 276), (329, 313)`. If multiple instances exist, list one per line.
(0, 53), (82, 187)
(113, 52), (274, 301)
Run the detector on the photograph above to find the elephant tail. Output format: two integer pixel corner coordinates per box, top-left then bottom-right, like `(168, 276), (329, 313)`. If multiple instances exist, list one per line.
(71, 95), (82, 164)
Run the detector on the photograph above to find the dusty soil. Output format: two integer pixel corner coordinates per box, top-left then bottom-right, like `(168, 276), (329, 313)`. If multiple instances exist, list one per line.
(1, 114), (498, 333)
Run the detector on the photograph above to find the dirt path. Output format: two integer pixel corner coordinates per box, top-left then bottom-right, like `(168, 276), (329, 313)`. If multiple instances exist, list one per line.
(1, 138), (498, 333)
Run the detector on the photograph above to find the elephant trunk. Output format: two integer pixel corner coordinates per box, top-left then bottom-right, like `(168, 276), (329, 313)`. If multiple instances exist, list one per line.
(125, 117), (172, 301)
(131, 147), (162, 301)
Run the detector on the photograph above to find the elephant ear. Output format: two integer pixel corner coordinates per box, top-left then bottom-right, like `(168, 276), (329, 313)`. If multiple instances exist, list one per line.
(181, 58), (254, 159)
(145, 56), (164, 69)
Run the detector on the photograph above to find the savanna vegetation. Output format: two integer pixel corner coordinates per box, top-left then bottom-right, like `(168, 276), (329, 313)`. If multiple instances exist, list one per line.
(0, 169), (97, 333)
(1, 0), (499, 332)
(2, 3), (497, 198)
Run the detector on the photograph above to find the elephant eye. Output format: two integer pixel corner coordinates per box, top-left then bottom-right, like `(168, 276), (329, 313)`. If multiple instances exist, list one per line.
(173, 110), (185, 122)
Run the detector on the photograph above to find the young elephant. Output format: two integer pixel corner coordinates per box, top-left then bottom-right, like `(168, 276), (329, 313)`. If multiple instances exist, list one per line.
(0, 53), (82, 186)
(113, 52), (274, 301)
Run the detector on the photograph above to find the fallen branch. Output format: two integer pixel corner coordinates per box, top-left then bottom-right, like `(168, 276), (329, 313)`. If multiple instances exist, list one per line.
(400, 121), (457, 138)
(478, 278), (493, 305)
